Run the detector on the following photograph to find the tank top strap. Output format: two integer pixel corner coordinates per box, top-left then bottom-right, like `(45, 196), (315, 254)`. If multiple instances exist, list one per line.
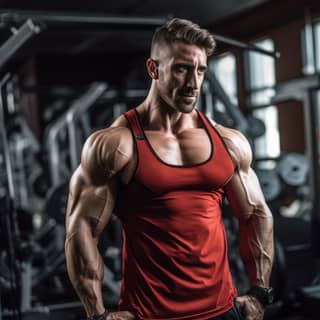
(196, 109), (236, 170)
(196, 109), (213, 129)
(124, 108), (145, 140)
(196, 109), (225, 143)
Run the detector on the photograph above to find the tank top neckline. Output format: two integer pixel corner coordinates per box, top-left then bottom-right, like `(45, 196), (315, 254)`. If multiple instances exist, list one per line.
(133, 108), (214, 168)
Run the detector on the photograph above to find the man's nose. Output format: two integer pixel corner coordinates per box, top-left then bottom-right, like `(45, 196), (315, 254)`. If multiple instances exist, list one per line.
(186, 70), (200, 89)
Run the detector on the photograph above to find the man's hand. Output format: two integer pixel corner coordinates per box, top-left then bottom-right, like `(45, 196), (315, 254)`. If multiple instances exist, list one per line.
(235, 295), (264, 320)
(106, 311), (136, 320)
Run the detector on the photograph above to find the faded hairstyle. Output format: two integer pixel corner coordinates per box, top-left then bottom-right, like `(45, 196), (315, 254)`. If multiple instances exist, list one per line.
(151, 18), (216, 57)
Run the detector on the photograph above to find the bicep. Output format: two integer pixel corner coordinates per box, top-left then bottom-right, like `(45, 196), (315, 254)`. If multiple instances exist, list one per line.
(65, 166), (118, 240)
(65, 128), (131, 239)
(218, 126), (271, 220)
(224, 167), (270, 221)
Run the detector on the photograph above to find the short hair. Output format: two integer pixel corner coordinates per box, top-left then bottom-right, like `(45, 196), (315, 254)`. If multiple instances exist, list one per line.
(151, 18), (216, 57)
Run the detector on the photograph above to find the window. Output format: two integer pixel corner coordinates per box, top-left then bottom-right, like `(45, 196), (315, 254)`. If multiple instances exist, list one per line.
(307, 21), (320, 158)
(313, 21), (320, 71)
(211, 53), (238, 105)
(210, 53), (238, 114)
(246, 39), (280, 158)
(313, 21), (320, 143)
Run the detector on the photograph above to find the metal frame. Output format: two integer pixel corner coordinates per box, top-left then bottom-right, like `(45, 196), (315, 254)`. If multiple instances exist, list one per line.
(0, 11), (167, 29)
(271, 74), (320, 102)
(46, 82), (107, 186)
(205, 69), (248, 133)
(212, 33), (280, 58)
(0, 19), (40, 69)
(301, 9), (316, 75)
(66, 82), (107, 171)
(0, 73), (21, 319)
(0, 10), (280, 58)
(45, 85), (151, 187)
(0, 74), (15, 199)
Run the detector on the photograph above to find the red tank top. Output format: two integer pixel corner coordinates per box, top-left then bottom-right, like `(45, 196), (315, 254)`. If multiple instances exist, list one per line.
(114, 109), (237, 320)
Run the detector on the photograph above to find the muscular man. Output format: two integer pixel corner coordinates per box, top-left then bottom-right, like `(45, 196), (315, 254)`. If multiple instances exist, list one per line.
(65, 18), (274, 320)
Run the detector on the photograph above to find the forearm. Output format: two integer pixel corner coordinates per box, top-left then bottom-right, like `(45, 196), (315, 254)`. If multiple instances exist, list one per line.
(239, 206), (274, 287)
(65, 231), (105, 317)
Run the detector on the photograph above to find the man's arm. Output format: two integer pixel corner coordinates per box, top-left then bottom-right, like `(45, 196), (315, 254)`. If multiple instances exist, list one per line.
(219, 126), (274, 318)
(65, 128), (132, 317)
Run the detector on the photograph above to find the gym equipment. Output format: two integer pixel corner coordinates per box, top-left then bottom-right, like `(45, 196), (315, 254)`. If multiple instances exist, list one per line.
(270, 74), (320, 259)
(256, 168), (281, 201)
(66, 83), (107, 171)
(45, 182), (68, 225)
(296, 285), (320, 319)
(45, 82), (107, 187)
(273, 215), (317, 312)
(277, 153), (309, 187)
(0, 73), (78, 317)
(0, 19), (40, 69)
(205, 70), (248, 134)
(246, 115), (266, 138)
(8, 116), (42, 210)
(0, 73), (22, 318)
(203, 71), (268, 140)
(0, 74), (16, 203)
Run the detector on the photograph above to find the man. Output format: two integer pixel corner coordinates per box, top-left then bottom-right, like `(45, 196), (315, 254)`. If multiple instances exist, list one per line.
(65, 18), (274, 320)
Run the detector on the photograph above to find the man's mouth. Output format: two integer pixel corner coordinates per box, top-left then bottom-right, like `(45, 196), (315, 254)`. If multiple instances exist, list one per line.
(179, 92), (197, 98)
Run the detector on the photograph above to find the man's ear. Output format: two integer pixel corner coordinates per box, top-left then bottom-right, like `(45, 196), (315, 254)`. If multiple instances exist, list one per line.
(146, 58), (159, 79)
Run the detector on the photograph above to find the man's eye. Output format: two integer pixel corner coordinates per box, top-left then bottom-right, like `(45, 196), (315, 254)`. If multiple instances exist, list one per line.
(198, 69), (206, 76)
(176, 66), (188, 73)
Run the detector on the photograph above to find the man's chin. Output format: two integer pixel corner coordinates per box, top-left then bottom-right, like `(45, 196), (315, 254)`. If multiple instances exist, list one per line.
(172, 96), (197, 112)
(175, 102), (197, 113)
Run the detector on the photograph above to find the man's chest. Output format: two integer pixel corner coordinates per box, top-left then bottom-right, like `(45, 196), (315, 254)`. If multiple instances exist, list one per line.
(144, 128), (212, 166)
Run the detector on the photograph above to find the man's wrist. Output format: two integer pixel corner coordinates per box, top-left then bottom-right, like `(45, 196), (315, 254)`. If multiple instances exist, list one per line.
(87, 309), (109, 320)
(247, 286), (274, 306)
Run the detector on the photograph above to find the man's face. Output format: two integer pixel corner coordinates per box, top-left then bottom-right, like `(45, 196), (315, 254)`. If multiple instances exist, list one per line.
(152, 41), (207, 113)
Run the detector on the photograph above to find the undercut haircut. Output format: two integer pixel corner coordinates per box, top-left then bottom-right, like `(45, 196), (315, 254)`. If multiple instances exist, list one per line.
(151, 18), (216, 57)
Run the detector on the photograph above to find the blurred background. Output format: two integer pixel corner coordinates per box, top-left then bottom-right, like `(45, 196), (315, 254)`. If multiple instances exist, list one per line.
(1, 0), (320, 319)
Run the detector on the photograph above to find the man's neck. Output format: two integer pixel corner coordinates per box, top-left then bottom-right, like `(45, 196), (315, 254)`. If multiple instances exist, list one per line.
(138, 88), (197, 134)
(138, 102), (197, 135)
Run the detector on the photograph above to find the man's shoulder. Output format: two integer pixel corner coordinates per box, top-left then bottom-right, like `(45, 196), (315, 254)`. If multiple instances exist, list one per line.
(88, 113), (131, 147)
(81, 122), (134, 179)
(88, 126), (131, 145)
(110, 113), (130, 128)
(213, 122), (252, 169)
